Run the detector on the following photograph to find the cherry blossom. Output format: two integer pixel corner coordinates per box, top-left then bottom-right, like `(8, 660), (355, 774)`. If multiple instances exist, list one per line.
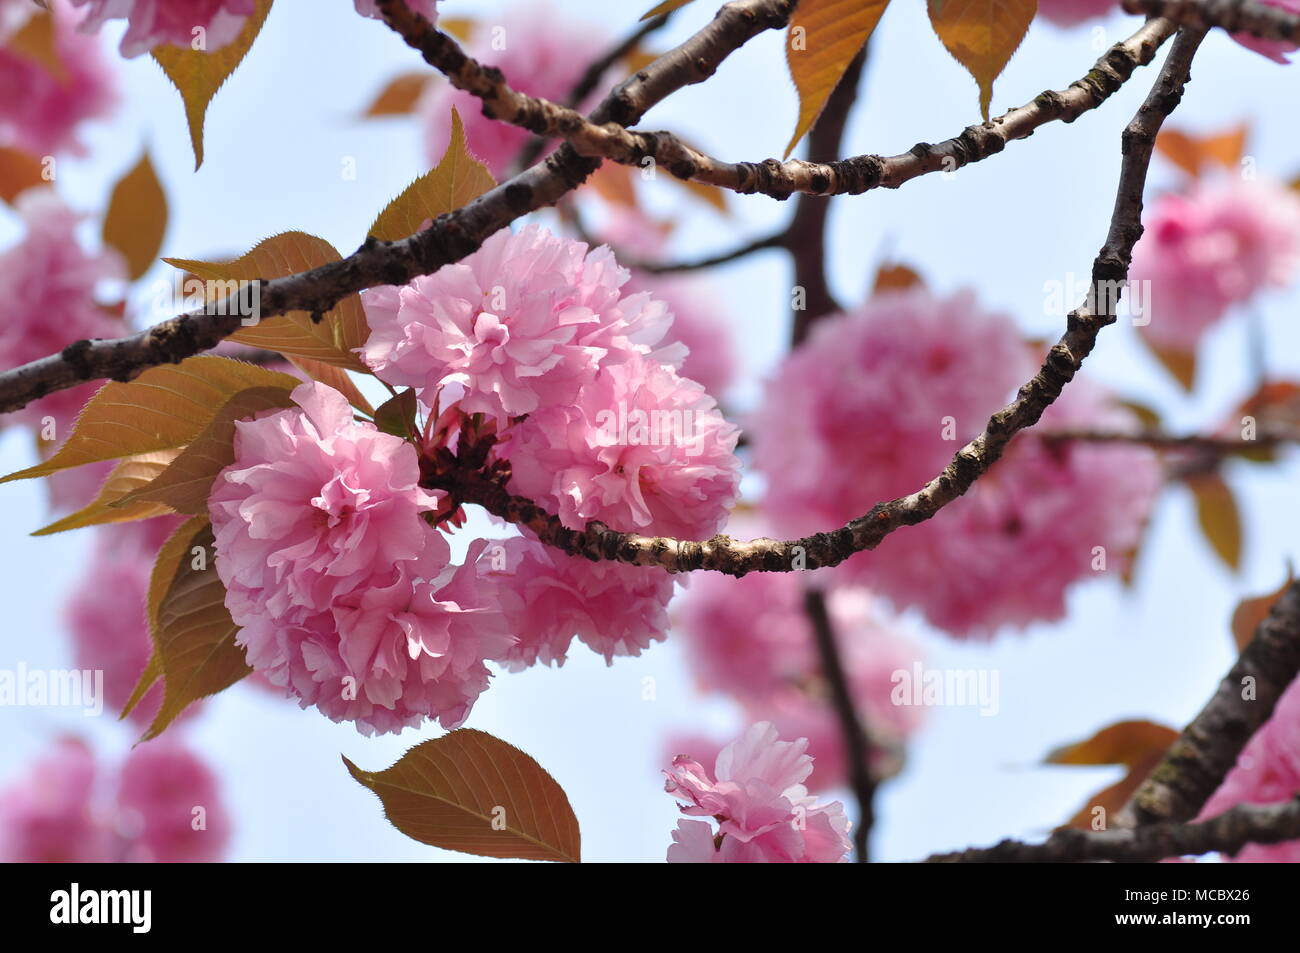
(70, 0), (256, 57)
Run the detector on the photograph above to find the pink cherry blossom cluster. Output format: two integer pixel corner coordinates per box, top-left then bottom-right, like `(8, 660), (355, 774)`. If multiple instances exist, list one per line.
(673, 572), (924, 790)
(1129, 178), (1300, 355)
(0, 737), (229, 862)
(664, 722), (852, 862)
(752, 287), (1162, 637)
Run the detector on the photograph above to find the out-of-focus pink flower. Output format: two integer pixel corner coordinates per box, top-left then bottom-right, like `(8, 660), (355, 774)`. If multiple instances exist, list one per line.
(1231, 0), (1300, 63)
(1035, 0), (1114, 27)
(116, 741), (230, 862)
(0, 189), (123, 431)
(355, 0), (438, 22)
(0, 738), (108, 862)
(70, 0), (256, 57)
(0, 0), (116, 156)
(416, 1), (605, 175)
(362, 225), (680, 425)
(505, 354), (739, 539)
(1196, 677), (1300, 862)
(664, 722), (852, 863)
(1129, 179), (1300, 354)
(482, 535), (672, 670)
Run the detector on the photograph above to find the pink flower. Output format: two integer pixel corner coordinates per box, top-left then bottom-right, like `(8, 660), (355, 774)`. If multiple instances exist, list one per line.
(1195, 678), (1300, 862)
(505, 355), (739, 539)
(0, 0), (117, 155)
(1129, 179), (1300, 354)
(354, 0), (438, 22)
(116, 741), (230, 862)
(0, 189), (124, 431)
(1231, 0), (1300, 63)
(0, 738), (108, 862)
(416, 1), (606, 175)
(481, 535), (673, 670)
(627, 274), (736, 398)
(1035, 0), (1115, 27)
(664, 722), (852, 863)
(362, 224), (679, 425)
(70, 0), (256, 57)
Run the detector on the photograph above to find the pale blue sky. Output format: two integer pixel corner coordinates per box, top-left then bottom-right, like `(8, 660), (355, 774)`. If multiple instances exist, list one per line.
(0, 1), (1297, 862)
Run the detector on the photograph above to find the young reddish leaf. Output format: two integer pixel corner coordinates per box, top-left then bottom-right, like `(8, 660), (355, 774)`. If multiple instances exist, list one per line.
(102, 151), (168, 281)
(1155, 124), (1248, 179)
(32, 451), (180, 536)
(368, 108), (496, 241)
(587, 160), (639, 210)
(928, 0), (1036, 121)
(1045, 720), (1180, 768)
(152, 0), (274, 170)
(119, 386), (297, 515)
(872, 261), (924, 297)
(785, 0), (889, 157)
(1139, 331), (1197, 391)
(641, 0), (696, 21)
(1230, 570), (1295, 652)
(361, 72), (432, 117)
(0, 357), (300, 484)
(0, 147), (47, 205)
(344, 729), (581, 862)
(438, 17), (476, 41)
(284, 356), (374, 416)
(6, 7), (66, 81)
(1188, 472), (1243, 571)
(142, 522), (250, 739)
(167, 233), (371, 371)
(1060, 750), (1166, 831)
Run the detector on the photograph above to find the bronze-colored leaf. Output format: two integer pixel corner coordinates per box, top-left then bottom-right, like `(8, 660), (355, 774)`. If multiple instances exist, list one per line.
(1046, 719), (1180, 768)
(872, 262), (924, 296)
(928, 0), (1035, 121)
(0, 147), (48, 205)
(103, 151), (168, 280)
(361, 72), (432, 117)
(1188, 472), (1243, 571)
(33, 451), (179, 536)
(1230, 570), (1295, 652)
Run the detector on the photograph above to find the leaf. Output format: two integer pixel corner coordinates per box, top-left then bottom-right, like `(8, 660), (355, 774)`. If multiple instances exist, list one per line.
(1116, 398), (1162, 431)
(367, 108), (496, 241)
(1141, 334), (1197, 391)
(120, 386), (297, 515)
(285, 356), (374, 416)
(1230, 570), (1295, 652)
(152, 0), (274, 170)
(784, 0), (888, 157)
(1188, 472), (1243, 571)
(142, 522), (250, 740)
(167, 233), (370, 371)
(0, 147), (47, 205)
(1060, 750), (1166, 831)
(439, 17), (476, 42)
(373, 388), (418, 439)
(928, 0), (1036, 121)
(361, 72), (432, 117)
(32, 452), (179, 536)
(1046, 720), (1180, 768)
(0, 357), (300, 484)
(102, 151), (168, 281)
(7, 7), (66, 81)
(1155, 124), (1248, 179)
(344, 729), (581, 862)
(641, 0), (696, 20)
(587, 161), (639, 209)
(872, 262), (924, 296)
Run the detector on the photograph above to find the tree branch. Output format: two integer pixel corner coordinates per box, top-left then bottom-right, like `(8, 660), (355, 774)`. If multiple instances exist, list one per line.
(627, 230), (788, 274)
(0, 0), (792, 417)
(1041, 428), (1299, 454)
(1120, 580), (1300, 826)
(1123, 0), (1300, 40)
(925, 793), (1300, 862)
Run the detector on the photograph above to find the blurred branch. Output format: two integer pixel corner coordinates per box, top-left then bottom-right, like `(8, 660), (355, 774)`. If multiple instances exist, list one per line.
(1041, 428), (1300, 453)
(629, 230), (788, 273)
(925, 793), (1300, 862)
(1119, 580), (1300, 826)
(1123, 0), (1300, 40)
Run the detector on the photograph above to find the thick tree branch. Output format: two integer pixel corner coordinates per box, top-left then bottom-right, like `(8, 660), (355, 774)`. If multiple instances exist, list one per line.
(382, 9), (1175, 199)
(0, 0), (791, 416)
(1123, 0), (1300, 40)
(925, 793), (1300, 862)
(430, 29), (1206, 577)
(1120, 580), (1300, 827)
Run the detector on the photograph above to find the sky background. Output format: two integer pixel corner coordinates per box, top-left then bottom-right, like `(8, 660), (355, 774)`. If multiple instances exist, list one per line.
(1, 0), (1298, 863)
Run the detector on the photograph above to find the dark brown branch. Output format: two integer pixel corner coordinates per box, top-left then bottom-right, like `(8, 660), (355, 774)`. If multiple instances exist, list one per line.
(925, 793), (1300, 862)
(1123, 0), (1300, 41)
(804, 589), (876, 863)
(381, 9), (1175, 200)
(1120, 580), (1300, 826)
(630, 230), (788, 274)
(0, 0), (792, 417)
(1041, 428), (1299, 454)
(430, 29), (1206, 577)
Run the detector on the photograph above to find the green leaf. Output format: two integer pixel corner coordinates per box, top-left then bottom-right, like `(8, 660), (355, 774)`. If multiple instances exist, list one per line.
(368, 107), (497, 242)
(927, 0), (1036, 121)
(119, 386), (297, 515)
(373, 388), (418, 439)
(0, 357), (300, 485)
(784, 0), (889, 157)
(166, 232), (370, 372)
(32, 451), (179, 536)
(152, 0), (275, 170)
(1189, 472), (1243, 571)
(142, 521), (250, 739)
(344, 729), (582, 862)
(103, 151), (169, 281)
